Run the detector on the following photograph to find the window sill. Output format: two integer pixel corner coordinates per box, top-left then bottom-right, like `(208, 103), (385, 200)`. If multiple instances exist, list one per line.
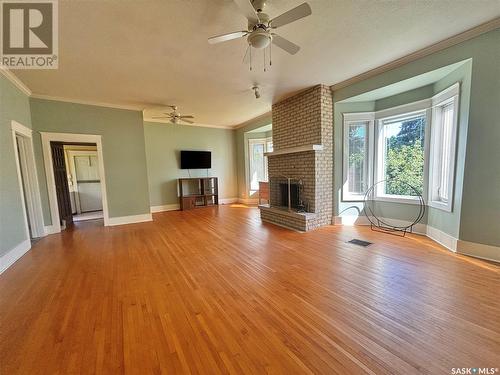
(372, 195), (423, 205)
(342, 193), (365, 202)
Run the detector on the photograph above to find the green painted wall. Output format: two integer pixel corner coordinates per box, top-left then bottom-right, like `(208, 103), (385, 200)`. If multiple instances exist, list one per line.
(333, 28), (500, 247)
(456, 31), (500, 247)
(30, 99), (151, 222)
(374, 84), (434, 111)
(143, 122), (237, 206)
(0, 75), (32, 255)
(235, 113), (272, 199)
(427, 61), (472, 236)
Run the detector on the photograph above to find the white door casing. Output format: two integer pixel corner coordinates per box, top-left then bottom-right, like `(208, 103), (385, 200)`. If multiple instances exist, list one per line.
(41, 132), (110, 233)
(11, 121), (45, 238)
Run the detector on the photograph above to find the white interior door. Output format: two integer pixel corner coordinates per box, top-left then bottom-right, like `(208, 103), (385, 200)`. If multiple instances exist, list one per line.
(70, 151), (103, 213)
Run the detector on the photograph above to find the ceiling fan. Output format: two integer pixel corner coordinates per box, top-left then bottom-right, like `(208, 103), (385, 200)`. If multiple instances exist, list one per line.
(208, 0), (311, 68)
(151, 105), (194, 124)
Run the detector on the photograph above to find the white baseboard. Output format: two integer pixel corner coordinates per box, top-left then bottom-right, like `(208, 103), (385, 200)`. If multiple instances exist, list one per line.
(426, 225), (458, 252)
(0, 239), (31, 274)
(457, 240), (500, 263)
(107, 213), (152, 226)
(151, 204), (180, 213)
(237, 198), (259, 205)
(220, 197), (238, 204)
(334, 215), (462, 251)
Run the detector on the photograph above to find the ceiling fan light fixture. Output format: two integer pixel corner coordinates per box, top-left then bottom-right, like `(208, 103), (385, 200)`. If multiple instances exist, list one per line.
(247, 30), (271, 49)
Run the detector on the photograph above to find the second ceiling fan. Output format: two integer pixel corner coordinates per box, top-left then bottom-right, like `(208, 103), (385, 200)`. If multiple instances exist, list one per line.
(151, 105), (194, 124)
(208, 0), (311, 68)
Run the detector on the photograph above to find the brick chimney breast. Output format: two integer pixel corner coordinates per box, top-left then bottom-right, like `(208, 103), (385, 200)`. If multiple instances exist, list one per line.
(260, 85), (333, 231)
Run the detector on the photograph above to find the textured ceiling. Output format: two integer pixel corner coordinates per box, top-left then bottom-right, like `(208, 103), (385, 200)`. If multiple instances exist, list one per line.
(12, 0), (500, 127)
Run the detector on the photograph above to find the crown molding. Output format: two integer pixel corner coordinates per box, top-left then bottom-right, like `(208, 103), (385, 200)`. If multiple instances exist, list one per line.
(0, 67), (32, 96)
(30, 94), (143, 111)
(234, 111), (272, 129)
(144, 117), (235, 130)
(331, 17), (500, 91)
(2, 70), (233, 128)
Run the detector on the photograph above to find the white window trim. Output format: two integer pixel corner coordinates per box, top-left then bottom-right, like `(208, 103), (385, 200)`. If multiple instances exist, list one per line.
(342, 112), (374, 201)
(342, 88), (461, 207)
(374, 98), (431, 120)
(342, 99), (432, 205)
(374, 105), (431, 205)
(428, 83), (460, 212)
(247, 137), (272, 194)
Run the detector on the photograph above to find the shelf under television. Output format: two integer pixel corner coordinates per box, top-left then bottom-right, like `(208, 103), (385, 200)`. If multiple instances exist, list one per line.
(178, 177), (219, 210)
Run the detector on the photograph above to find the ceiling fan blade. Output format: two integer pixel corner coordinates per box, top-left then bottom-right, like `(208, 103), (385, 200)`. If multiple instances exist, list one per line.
(208, 31), (248, 44)
(272, 34), (300, 55)
(269, 3), (311, 29)
(151, 116), (170, 119)
(181, 119), (194, 124)
(180, 115), (194, 119)
(233, 0), (259, 24)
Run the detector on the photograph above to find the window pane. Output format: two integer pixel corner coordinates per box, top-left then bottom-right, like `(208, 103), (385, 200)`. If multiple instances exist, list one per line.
(267, 140), (273, 152)
(348, 123), (367, 194)
(249, 143), (265, 191)
(383, 114), (425, 196)
(438, 103), (454, 201)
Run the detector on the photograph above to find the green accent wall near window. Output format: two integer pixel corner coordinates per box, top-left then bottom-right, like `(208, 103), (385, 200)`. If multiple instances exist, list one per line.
(143, 122), (237, 207)
(0, 75), (32, 256)
(29, 98), (151, 222)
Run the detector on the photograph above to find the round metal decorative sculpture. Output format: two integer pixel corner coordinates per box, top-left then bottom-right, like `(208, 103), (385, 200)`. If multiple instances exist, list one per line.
(363, 179), (425, 237)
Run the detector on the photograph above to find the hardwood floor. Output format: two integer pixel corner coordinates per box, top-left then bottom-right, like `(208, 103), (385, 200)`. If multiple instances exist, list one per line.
(1, 206), (499, 374)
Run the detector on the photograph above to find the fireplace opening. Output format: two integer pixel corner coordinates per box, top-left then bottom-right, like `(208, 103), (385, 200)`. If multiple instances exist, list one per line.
(279, 183), (300, 209)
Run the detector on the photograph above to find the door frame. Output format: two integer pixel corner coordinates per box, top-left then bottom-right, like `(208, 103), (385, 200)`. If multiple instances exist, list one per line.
(41, 132), (110, 232)
(11, 121), (45, 238)
(67, 149), (101, 214)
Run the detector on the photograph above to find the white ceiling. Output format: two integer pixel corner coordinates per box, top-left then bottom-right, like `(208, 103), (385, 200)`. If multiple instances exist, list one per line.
(13, 0), (500, 127)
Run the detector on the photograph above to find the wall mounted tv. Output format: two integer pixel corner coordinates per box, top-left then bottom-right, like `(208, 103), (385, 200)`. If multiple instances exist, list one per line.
(180, 150), (211, 169)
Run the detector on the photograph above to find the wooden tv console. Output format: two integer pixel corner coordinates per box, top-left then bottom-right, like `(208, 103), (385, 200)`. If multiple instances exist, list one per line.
(178, 177), (218, 210)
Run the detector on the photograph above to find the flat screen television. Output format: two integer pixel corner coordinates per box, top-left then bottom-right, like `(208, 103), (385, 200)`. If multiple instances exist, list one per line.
(180, 150), (211, 169)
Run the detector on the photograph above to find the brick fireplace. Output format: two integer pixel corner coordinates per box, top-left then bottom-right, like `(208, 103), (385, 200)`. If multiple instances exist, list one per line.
(259, 85), (333, 231)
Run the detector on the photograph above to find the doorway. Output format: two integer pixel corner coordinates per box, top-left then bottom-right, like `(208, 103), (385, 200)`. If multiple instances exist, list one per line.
(41, 132), (110, 233)
(66, 146), (104, 222)
(50, 142), (104, 229)
(11, 121), (45, 241)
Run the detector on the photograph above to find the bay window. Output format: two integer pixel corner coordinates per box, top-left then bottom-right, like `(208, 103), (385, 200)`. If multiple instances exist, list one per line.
(343, 83), (459, 208)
